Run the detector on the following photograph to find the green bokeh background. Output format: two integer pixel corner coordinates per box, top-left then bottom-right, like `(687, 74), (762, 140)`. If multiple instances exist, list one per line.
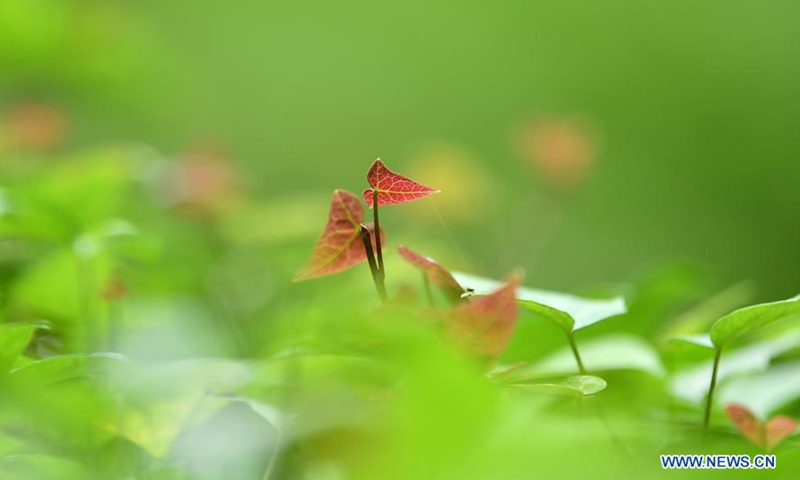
(2, 2), (800, 479)
(2, 0), (798, 298)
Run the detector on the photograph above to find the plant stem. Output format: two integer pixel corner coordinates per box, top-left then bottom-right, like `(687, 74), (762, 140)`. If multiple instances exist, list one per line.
(361, 225), (387, 302)
(372, 189), (385, 280)
(702, 348), (723, 442)
(422, 273), (435, 307)
(595, 398), (635, 466)
(567, 332), (586, 374)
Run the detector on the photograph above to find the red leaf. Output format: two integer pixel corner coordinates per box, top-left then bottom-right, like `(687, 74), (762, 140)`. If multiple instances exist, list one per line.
(294, 190), (382, 281)
(397, 245), (465, 302)
(364, 158), (439, 207)
(726, 404), (798, 449)
(444, 273), (522, 357)
(726, 404), (762, 447)
(765, 415), (799, 449)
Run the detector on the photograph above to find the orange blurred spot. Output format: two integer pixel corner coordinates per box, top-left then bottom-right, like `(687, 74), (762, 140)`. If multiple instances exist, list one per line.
(168, 142), (244, 219)
(517, 117), (597, 189)
(1, 102), (68, 152)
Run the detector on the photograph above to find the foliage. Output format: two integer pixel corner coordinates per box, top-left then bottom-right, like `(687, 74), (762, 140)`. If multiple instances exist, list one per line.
(1, 152), (799, 480)
(363, 159), (440, 207)
(293, 190), (381, 281)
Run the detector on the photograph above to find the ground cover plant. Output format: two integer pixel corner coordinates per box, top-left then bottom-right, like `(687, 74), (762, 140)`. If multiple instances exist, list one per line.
(1, 140), (798, 480)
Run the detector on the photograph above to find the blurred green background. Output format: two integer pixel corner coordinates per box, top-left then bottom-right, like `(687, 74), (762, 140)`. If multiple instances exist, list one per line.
(2, 2), (800, 479)
(2, 0), (798, 299)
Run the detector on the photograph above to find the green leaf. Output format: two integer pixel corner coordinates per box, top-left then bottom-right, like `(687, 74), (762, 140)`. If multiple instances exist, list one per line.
(9, 353), (129, 385)
(453, 272), (626, 332)
(0, 323), (40, 374)
(508, 375), (607, 398)
(710, 295), (800, 348)
(516, 300), (575, 333)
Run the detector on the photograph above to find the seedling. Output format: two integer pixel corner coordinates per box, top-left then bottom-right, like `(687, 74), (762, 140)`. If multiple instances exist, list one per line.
(363, 159), (439, 288)
(701, 295), (800, 439)
(295, 159), (438, 303)
(295, 160), (528, 363)
(725, 404), (798, 450)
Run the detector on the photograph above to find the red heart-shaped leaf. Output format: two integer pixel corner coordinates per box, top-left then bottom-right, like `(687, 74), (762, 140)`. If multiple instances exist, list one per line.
(364, 158), (439, 207)
(726, 404), (799, 449)
(294, 190), (382, 281)
(726, 404), (762, 447)
(397, 245), (465, 302)
(444, 273), (522, 357)
(765, 415), (799, 449)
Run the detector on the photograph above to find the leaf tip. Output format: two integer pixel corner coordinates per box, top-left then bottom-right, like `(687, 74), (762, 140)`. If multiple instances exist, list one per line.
(367, 158), (384, 174)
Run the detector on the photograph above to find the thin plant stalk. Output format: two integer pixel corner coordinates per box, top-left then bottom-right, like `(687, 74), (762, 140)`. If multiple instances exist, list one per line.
(567, 332), (586, 374)
(702, 348), (723, 441)
(372, 189), (385, 279)
(595, 398), (635, 466)
(360, 225), (387, 302)
(422, 273), (435, 307)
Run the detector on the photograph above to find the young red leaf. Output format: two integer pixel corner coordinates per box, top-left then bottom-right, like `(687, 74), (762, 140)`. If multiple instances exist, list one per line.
(397, 245), (465, 302)
(765, 415), (799, 449)
(363, 158), (439, 207)
(726, 404), (762, 447)
(294, 190), (382, 281)
(726, 404), (798, 449)
(444, 273), (522, 357)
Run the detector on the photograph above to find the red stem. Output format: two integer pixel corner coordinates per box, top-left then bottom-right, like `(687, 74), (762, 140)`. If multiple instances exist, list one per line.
(361, 224), (387, 302)
(372, 189), (385, 280)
